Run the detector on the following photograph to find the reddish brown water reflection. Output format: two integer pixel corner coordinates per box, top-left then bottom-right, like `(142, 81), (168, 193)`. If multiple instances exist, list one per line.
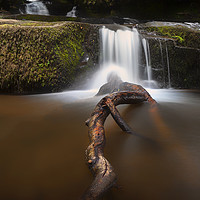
(0, 90), (200, 200)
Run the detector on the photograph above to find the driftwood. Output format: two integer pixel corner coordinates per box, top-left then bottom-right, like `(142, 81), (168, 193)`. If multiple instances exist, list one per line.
(83, 83), (156, 200)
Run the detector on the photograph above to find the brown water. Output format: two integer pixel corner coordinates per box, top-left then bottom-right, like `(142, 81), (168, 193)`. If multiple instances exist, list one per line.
(0, 90), (200, 200)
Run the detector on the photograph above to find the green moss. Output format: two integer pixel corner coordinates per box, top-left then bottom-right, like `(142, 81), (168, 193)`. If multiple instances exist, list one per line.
(20, 22), (57, 26)
(0, 22), (91, 93)
(172, 35), (184, 43)
(0, 24), (15, 27)
(145, 26), (200, 48)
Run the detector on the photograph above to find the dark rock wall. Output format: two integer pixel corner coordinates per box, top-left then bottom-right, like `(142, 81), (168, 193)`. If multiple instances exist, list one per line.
(141, 32), (200, 89)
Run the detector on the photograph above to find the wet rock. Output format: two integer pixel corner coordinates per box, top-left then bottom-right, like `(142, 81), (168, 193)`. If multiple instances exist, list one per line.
(139, 22), (200, 89)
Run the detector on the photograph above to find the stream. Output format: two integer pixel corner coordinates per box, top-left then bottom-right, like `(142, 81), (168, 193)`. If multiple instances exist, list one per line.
(0, 89), (200, 200)
(1, 5), (200, 198)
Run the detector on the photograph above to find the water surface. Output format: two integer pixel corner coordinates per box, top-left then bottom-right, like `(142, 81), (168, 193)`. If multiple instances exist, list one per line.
(0, 89), (200, 200)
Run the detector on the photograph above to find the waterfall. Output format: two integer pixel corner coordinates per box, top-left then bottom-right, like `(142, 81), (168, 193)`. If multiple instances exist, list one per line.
(90, 26), (153, 89)
(158, 39), (171, 88)
(25, 0), (49, 16)
(66, 6), (77, 18)
(89, 26), (155, 90)
(101, 26), (140, 83)
(158, 39), (166, 86)
(142, 38), (152, 84)
(165, 42), (171, 88)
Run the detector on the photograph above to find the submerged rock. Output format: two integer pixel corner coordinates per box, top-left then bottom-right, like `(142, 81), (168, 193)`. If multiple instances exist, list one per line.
(95, 72), (123, 96)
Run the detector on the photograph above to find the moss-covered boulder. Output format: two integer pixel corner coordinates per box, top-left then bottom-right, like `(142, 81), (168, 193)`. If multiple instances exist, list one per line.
(0, 19), (99, 94)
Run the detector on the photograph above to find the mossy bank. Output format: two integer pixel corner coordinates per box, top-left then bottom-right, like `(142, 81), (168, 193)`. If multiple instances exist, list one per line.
(0, 19), (99, 94)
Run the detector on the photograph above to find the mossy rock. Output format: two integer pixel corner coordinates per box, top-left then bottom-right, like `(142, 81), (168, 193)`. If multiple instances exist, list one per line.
(0, 20), (100, 94)
(142, 24), (200, 49)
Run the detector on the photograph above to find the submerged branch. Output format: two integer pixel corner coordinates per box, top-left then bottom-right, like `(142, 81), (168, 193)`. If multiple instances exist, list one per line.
(83, 84), (157, 199)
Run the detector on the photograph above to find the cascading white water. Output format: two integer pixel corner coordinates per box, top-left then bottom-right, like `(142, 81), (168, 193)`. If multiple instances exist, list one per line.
(142, 38), (152, 82)
(89, 26), (153, 90)
(25, 0), (49, 16)
(158, 39), (172, 88)
(101, 26), (140, 83)
(158, 39), (165, 86)
(90, 26), (142, 89)
(66, 6), (77, 18)
(165, 42), (171, 88)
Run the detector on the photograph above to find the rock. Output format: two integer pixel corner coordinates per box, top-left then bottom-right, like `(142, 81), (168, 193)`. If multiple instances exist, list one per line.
(95, 72), (123, 96)
(139, 22), (200, 89)
(0, 20), (100, 94)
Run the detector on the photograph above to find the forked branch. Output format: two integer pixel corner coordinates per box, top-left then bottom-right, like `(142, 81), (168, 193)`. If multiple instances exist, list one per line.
(82, 84), (156, 200)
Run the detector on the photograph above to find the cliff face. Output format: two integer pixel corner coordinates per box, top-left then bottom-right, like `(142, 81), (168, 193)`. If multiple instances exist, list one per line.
(0, 19), (99, 94)
(139, 22), (200, 89)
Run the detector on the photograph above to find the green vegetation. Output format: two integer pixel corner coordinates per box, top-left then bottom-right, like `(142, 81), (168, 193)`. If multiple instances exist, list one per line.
(0, 21), (92, 94)
(146, 26), (186, 43)
(144, 26), (200, 49)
